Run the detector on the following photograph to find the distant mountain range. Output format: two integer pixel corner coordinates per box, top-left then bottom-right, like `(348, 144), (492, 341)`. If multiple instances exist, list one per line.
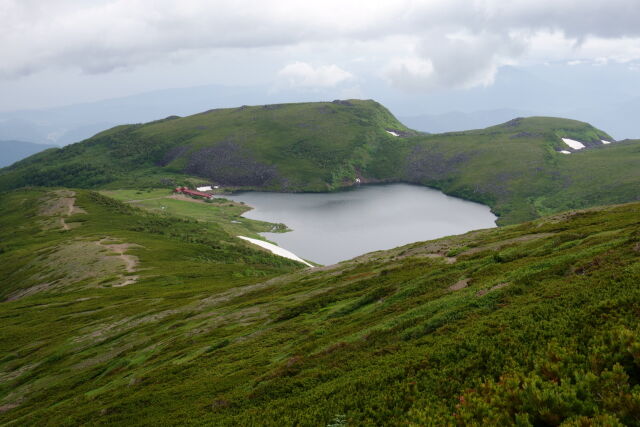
(399, 109), (535, 134)
(0, 85), (299, 146)
(2, 66), (640, 147)
(0, 140), (57, 168)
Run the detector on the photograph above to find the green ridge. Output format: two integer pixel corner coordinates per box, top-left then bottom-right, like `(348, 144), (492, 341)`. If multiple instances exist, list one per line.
(0, 101), (638, 224)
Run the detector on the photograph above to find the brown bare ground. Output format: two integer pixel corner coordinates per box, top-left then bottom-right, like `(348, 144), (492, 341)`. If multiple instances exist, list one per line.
(38, 190), (86, 230)
(421, 253), (457, 264)
(476, 282), (510, 297)
(98, 238), (141, 286)
(4, 237), (142, 301)
(98, 240), (139, 273)
(449, 278), (470, 291)
(0, 403), (19, 413)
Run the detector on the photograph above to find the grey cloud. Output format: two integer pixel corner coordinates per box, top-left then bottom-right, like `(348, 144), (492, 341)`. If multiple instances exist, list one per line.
(424, 32), (525, 88)
(385, 31), (527, 92)
(2, 0), (640, 87)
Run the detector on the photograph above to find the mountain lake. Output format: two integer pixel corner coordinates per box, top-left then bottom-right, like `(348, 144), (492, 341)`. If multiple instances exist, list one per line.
(228, 183), (497, 265)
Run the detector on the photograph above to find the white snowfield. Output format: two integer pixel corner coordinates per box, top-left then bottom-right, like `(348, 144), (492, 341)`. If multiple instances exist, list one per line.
(386, 130), (399, 137)
(559, 150), (571, 154)
(601, 139), (612, 145)
(238, 236), (313, 267)
(561, 138), (586, 150)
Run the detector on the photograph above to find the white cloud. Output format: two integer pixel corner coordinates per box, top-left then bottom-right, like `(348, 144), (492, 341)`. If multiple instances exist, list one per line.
(385, 32), (524, 91)
(384, 57), (435, 91)
(276, 62), (353, 89)
(2, 0), (640, 93)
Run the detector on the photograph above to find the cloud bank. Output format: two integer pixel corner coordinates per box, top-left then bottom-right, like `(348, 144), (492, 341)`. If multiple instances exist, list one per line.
(2, 0), (640, 91)
(276, 62), (353, 89)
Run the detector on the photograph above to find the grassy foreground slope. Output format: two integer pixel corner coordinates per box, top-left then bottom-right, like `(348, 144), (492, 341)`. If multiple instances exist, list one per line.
(0, 100), (638, 224)
(1, 189), (639, 425)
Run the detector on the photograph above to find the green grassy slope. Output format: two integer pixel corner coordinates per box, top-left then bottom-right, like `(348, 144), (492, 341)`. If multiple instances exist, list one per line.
(0, 101), (638, 224)
(1, 189), (639, 425)
(388, 117), (639, 224)
(99, 188), (289, 236)
(0, 100), (413, 192)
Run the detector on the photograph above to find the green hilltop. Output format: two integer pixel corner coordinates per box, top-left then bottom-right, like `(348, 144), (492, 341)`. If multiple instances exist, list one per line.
(1, 100), (639, 224)
(0, 188), (639, 425)
(0, 99), (414, 192)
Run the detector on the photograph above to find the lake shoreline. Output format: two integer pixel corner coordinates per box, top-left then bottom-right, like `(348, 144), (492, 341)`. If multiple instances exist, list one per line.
(228, 183), (497, 265)
(225, 179), (499, 220)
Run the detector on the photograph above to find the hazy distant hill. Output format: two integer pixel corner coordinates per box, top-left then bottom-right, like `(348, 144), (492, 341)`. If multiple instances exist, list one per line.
(399, 108), (535, 133)
(0, 140), (57, 168)
(2, 66), (640, 147)
(0, 84), (305, 145)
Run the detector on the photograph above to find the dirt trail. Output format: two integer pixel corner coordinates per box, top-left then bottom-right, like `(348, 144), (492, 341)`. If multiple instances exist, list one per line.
(97, 238), (141, 286)
(39, 190), (86, 230)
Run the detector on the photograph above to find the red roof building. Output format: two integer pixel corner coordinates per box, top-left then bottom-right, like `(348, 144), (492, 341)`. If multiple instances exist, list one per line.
(174, 187), (214, 199)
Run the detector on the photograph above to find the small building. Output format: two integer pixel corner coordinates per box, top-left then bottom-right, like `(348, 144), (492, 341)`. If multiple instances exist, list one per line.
(174, 187), (214, 199)
(196, 186), (212, 191)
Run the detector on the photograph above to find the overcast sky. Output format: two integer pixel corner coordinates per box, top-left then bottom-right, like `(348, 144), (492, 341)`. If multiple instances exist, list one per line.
(2, 0), (640, 112)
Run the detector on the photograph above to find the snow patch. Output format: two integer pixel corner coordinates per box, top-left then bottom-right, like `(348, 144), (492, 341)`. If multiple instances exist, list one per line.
(238, 236), (312, 267)
(386, 130), (399, 137)
(561, 138), (585, 150)
(559, 150), (571, 154)
(601, 139), (612, 145)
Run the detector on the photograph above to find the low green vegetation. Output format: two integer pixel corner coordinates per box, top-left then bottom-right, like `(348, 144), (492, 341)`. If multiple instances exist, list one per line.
(100, 188), (287, 237)
(394, 117), (639, 224)
(1, 188), (638, 425)
(0, 100), (414, 193)
(1, 100), (639, 425)
(0, 100), (638, 225)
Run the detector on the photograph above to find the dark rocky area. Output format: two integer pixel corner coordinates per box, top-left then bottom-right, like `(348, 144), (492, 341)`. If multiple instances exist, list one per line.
(184, 140), (279, 186)
(405, 145), (474, 183)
